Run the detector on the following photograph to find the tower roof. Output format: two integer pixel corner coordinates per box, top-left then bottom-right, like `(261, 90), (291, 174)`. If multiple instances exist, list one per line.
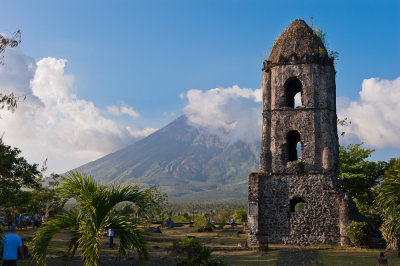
(267, 19), (333, 67)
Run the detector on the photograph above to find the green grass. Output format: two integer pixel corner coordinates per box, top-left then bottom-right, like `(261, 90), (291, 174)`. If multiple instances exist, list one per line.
(316, 248), (400, 265)
(9, 225), (400, 265)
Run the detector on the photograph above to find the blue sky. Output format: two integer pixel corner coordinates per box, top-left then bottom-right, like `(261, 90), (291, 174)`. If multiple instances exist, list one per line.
(0, 0), (399, 173)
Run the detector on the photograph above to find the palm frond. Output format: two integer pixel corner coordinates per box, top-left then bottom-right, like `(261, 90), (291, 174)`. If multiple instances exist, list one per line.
(108, 215), (148, 262)
(80, 226), (103, 266)
(376, 159), (400, 248)
(31, 211), (79, 265)
(92, 183), (144, 226)
(59, 171), (98, 204)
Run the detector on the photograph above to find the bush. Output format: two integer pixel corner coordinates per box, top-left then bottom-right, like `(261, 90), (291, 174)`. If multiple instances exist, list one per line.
(213, 209), (230, 229)
(183, 211), (191, 223)
(194, 216), (213, 232)
(233, 210), (247, 223)
(172, 238), (226, 266)
(347, 221), (369, 246)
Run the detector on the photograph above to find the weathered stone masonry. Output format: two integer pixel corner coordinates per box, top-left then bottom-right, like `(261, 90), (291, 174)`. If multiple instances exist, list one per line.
(248, 19), (352, 246)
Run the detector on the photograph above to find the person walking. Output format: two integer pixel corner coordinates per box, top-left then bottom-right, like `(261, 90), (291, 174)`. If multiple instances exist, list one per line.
(33, 213), (40, 228)
(108, 228), (114, 248)
(41, 214), (47, 224)
(6, 213), (13, 230)
(1, 226), (24, 265)
(13, 214), (18, 228)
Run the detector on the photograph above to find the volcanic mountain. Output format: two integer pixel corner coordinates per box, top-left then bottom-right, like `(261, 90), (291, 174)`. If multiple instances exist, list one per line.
(76, 116), (260, 202)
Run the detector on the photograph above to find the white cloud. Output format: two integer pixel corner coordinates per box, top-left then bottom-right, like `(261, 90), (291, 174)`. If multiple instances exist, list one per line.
(121, 106), (140, 118)
(107, 104), (140, 119)
(106, 105), (120, 116)
(183, 85), (262, 143)
(126, 126), (158, 138)
(0, 49), (157, 173)
(338, 77), (400, 148)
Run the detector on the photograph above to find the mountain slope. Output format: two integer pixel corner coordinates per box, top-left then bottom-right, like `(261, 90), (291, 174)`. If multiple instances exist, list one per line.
(76, 116), (260, 202)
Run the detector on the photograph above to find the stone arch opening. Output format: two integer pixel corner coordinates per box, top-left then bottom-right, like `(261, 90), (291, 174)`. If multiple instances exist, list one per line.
(290, 197), (305, 212)
(286, 130), (301, 162)
(284, 77), (302, 108)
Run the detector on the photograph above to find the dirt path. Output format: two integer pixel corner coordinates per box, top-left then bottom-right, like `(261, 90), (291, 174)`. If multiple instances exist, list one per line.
(275, 248), (318, 266)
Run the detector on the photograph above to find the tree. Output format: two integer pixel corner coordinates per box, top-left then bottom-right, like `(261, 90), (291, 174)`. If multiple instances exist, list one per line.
(339, 143), (388, 220)
(31, 171), (166, 266)
(233, 209), (247, 224)
(213, 209), (230, 229)
(376, 158), (400, 251)
(183, 211), (191, 223)
(0, 30), (22, 112)
(0, 138), (40, 206)
(26, 160), (64, 217)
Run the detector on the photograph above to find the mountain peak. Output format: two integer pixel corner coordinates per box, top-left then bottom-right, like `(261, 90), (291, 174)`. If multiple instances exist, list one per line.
(75, 116), (260, 202)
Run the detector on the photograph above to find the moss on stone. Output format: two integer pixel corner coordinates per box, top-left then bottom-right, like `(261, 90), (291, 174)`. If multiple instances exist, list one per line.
(268, 19), (330, 65)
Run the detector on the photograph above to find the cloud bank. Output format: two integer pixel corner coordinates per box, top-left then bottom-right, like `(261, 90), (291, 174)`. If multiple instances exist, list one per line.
(338, 77), (400, 149)
(0, 49), (157, 173)
(183, 85), (262, 143)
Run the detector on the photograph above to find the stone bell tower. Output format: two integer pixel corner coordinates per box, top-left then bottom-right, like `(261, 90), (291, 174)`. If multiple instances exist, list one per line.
(248, 19), (348, 245)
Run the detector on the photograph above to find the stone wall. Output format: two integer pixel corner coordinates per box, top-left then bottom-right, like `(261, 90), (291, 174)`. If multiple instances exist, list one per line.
(249, 172), (342, 245)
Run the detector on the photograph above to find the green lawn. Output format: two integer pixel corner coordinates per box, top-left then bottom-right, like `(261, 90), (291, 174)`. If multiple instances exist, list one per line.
(10, 225), (400, 265)
(316, 248), (400, 265)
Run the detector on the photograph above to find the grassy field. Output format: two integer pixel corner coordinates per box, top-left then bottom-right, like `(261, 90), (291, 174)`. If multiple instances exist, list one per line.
(12, 224), (400, 265)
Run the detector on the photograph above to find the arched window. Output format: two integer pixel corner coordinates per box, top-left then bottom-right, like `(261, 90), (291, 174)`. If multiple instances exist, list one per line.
(290, 197), (306, 212)
(286, 130), (301, 162)
(284, 77), (302, 108)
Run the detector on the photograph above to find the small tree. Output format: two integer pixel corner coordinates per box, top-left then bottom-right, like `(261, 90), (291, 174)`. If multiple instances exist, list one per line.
(183, 211), (191, 223)
(347, 221), (369, 247)
(339, 144), (388, 221)
(26, 159), (65, 218)
(31, 171), (167, 266)
(233, 210), (247, 224)
(213, 209), (230, 229)
(194, 215), (213, 232)
(0, 138), (40, 207)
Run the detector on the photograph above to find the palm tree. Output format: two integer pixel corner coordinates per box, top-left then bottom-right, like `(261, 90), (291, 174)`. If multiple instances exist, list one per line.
(31, 171), (165, 266)
(376, 158), (400, 251)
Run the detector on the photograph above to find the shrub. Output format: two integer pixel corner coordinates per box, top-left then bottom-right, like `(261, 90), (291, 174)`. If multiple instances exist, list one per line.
(213, 209), (230, 229)
(347, 221), (369, 246)
(183, 211), (191, 223)
(233, 210), (247, 223)
(194, 216), (213, 232)
(172, 238), (226, 266)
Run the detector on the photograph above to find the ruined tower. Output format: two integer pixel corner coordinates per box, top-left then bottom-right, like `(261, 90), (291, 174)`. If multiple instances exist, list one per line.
(248, 19), (347, 245)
